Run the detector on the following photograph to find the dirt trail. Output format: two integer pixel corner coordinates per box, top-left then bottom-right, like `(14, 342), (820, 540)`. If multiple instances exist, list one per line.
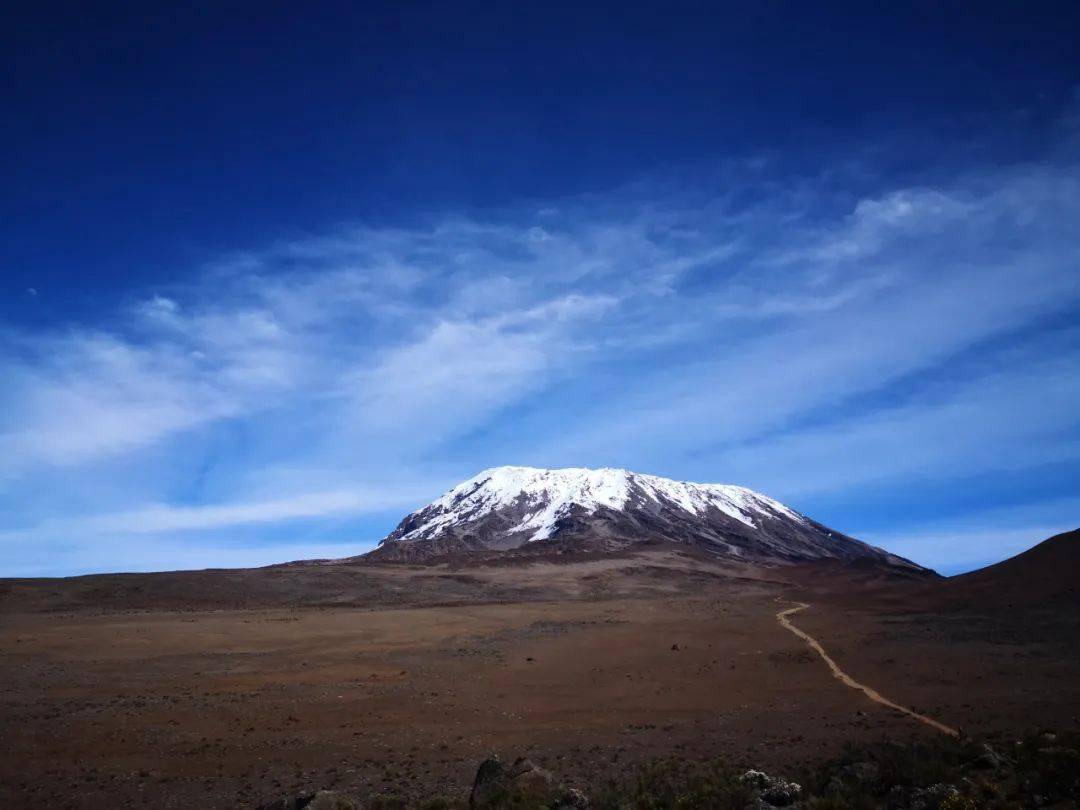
(776, 602), (959, 737)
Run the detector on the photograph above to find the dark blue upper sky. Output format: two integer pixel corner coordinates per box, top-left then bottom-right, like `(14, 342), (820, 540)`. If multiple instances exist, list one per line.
(2, 2), (1079, 575)
(6, 1), (1077, 313)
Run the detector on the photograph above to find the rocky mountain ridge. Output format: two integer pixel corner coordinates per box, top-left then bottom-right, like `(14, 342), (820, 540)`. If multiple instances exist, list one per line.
(363, 466), (924, 570)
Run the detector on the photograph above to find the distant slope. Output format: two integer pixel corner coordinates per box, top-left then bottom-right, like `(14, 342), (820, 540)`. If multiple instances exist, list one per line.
(362, 466), (926, 571)
(946, 528), (1080, 606)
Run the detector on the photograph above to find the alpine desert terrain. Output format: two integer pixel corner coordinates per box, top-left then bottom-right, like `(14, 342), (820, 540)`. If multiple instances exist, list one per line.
(0, 469), (1077, 809)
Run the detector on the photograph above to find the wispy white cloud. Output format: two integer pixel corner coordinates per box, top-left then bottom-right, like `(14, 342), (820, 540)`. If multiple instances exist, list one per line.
(1, 153), (1077, 575)
(551, 164), (1080, 472)
(0, 331), (242, 473)
(1, 487), (426, 541)
(345, 293), (618, 446)
(0, 486), (435, 578)
(710, 349), (1080, 497)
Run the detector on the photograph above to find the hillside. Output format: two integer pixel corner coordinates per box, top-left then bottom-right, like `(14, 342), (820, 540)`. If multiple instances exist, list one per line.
(945, 528), (1080, 606)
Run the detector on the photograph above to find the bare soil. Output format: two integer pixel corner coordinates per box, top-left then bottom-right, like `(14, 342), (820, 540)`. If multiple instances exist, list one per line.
(1, 547), (1077, 808)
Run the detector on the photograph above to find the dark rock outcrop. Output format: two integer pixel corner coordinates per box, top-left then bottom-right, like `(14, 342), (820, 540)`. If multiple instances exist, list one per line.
(470, 755), (588, 809)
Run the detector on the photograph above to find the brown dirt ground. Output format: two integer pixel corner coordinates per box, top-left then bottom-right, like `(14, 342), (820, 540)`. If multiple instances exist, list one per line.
(1, 548), (1077, 808)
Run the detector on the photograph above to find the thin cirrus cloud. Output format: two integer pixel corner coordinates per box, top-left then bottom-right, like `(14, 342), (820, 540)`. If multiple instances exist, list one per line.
(710, 350), (1080, 497)
(550, 166), (1080, 470)
(1, 153), (1078, 575)
(0, 486), (437, 577)
(346, 293), (618, 444)
(0, 486), (429, 543)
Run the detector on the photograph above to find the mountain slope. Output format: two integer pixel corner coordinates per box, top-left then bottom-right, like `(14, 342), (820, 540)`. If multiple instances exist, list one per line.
(944, 528), (1079, 606)
(363, 466), (924, 570)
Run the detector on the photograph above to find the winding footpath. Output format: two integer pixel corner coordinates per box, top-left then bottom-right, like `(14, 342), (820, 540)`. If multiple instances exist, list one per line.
(776, 602), (959, 737)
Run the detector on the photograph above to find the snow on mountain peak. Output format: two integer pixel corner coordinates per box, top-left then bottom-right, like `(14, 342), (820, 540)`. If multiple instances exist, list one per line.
(397, 465), (807, 544)
(367, 465), (924, 572)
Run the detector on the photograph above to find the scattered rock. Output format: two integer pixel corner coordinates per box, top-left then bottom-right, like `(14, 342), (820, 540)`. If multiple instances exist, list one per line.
(470, 755), (588, 809)
(507, 757), (559, 798)
(470, 756), (507, 808)
(739, 769), (802, 806)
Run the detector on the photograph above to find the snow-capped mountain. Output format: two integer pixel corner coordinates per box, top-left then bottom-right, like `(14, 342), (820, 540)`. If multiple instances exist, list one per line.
(365, 466), (923, 569)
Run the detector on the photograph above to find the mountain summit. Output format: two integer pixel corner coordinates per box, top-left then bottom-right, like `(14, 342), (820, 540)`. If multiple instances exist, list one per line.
(365, 466), (923, 570)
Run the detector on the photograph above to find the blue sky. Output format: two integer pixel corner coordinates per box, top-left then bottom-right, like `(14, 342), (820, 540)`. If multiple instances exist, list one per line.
(2, 2), (1079, 576)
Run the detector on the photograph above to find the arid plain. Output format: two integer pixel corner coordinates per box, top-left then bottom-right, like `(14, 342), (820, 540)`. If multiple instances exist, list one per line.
(2, 544), (1077, 809)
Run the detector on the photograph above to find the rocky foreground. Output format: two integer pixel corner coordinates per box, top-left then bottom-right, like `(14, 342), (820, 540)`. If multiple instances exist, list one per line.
(259, 731), (1080, 809)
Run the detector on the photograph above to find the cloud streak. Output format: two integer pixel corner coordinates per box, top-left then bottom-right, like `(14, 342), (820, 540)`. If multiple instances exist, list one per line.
(1, 487), (427, 540)
(1, 152), (1078, 575)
